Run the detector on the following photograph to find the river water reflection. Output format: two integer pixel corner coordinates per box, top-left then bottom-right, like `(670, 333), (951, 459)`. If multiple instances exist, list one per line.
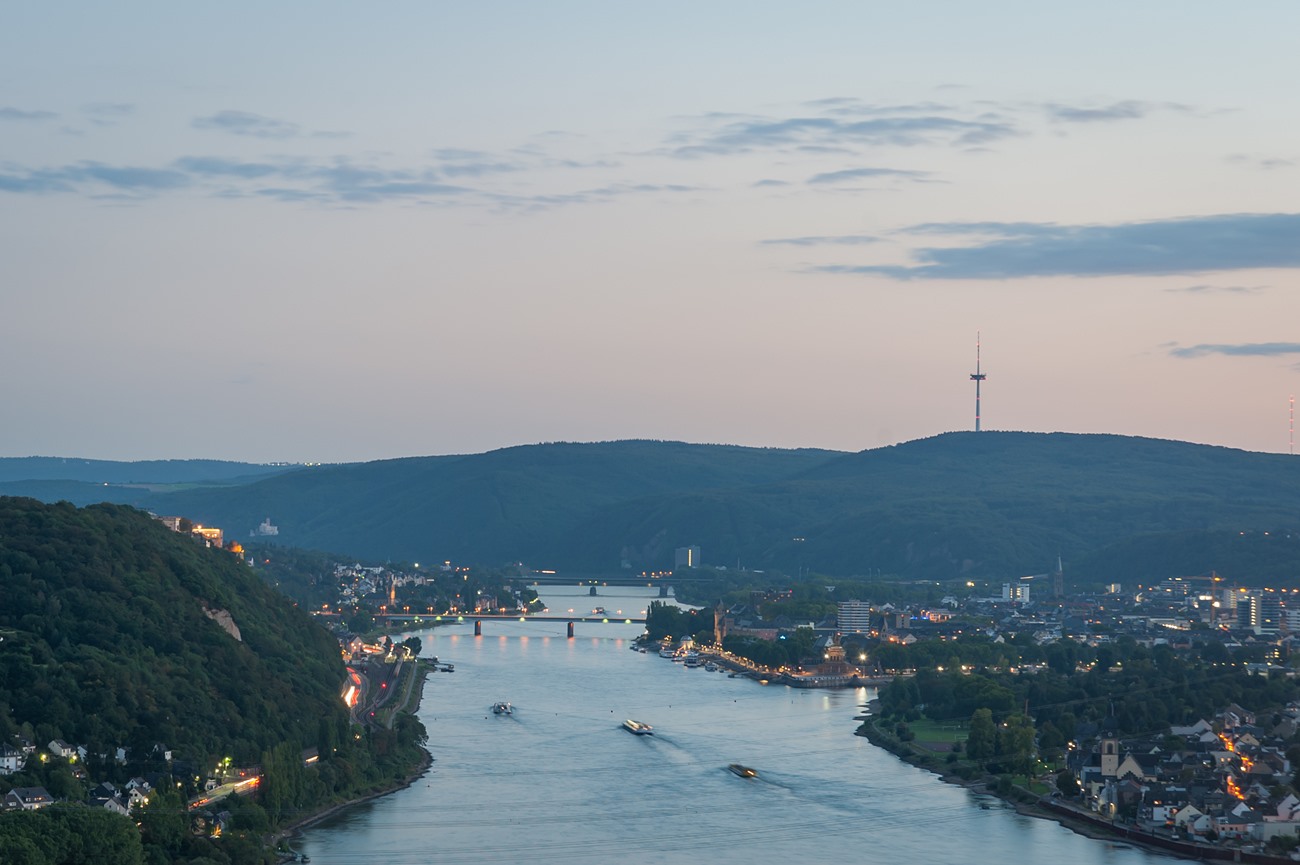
(301, 586), (1185, 864)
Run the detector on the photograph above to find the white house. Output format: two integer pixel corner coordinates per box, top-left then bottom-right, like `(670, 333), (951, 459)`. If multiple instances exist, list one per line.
(0, 744), (23, 775)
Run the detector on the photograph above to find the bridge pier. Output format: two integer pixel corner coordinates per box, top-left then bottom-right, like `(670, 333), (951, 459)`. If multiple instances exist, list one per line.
(567, 621), (575, 638)
(474, 619), (482, 636)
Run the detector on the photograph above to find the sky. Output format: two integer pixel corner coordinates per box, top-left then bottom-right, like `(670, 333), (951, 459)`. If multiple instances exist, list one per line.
(3, 1), (1299, 463)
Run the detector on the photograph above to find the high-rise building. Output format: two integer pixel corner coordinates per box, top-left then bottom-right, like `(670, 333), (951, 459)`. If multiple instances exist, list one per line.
(674, 546), (701, 569)
(1001, 581), (1031, 603)
(1260, 593), (1284, 632)
(838, 599), (872, 633)
(1237, 594), (1260, 629)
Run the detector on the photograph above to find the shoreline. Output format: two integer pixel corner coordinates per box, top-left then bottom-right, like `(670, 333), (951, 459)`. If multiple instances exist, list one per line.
(275, 746), (434, 852)
(854, 715), (1298, 864)
(273, 660), (435, 852)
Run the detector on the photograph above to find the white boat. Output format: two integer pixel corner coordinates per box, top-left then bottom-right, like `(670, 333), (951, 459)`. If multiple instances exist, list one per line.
(704, 662), (719, 671)
(682, 652), (703, 667)
(492, 702), (513, 715)
(622, 719), (654, 735)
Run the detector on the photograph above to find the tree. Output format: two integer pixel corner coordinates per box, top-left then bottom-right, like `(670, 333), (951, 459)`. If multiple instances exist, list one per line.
(967, 708), (996, 761)
(996, 713), (1037, 778)
(137, 789), (186, 856)
(1056, 768), (1081, 797)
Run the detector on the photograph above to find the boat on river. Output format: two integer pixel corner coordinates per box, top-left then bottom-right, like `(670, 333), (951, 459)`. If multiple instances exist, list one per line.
(492, 702), (513, 715)
(622, 719), (654, 735)
(728, 764), (757, 778)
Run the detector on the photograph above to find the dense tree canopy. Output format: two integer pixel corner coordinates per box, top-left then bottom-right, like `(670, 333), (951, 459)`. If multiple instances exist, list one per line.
(0, 498), (351, 767)
(0, 498), (430, 864)
(877, 636), (1300, 741)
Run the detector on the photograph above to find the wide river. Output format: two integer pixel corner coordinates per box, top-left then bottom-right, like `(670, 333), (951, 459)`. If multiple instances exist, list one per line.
(299, 586), (1184, 864)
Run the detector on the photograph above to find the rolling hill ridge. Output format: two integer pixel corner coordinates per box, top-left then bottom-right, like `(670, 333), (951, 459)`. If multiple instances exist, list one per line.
(9, 433), (1300, 584)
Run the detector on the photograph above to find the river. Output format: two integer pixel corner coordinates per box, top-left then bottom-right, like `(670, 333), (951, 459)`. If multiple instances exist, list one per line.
(299, 586), (1184, 864)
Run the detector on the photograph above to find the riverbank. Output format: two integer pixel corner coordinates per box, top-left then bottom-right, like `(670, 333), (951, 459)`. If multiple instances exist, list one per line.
(274, 746), (433, 856)
(854, 714), (1300, 864)
(271, 660), (436, 857)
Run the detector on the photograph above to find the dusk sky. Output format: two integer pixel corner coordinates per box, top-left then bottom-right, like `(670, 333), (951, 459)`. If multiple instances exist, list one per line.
(3, 2), (1298, 463)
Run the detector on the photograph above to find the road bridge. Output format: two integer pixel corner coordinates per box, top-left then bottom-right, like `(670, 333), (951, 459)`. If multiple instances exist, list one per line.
(522, 574), (707, 586)
(376, 613), (646, 625)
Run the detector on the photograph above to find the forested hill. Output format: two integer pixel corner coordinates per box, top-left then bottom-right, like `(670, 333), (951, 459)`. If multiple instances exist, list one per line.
(0, 497), (350, 768)
(0, 458), (303, 508)
(139, 433), (1300, 583)
(0, 457), (298, 484)
(145, 440), (842, 566)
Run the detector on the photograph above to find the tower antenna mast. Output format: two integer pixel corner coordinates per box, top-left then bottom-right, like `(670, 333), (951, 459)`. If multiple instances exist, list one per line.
(970, 332), (987, 432)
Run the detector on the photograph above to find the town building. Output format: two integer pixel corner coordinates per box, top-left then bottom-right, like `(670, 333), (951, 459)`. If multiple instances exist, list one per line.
(837, 599), (872, 633)
(674, 546), (701, 569)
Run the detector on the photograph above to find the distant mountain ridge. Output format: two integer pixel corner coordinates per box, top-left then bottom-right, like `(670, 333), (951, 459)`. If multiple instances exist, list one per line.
(0, 457), (304, 510)
(0, 456), (300, 484)
(146, 439), (842, 565)
(14, 433), (1300, 584)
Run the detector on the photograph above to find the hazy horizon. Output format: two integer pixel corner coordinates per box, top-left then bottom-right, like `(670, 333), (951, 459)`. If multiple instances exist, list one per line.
(4, 2), (1299, 463)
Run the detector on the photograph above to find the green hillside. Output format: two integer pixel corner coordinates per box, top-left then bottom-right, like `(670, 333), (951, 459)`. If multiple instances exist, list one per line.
(0, 498), (350, 766)
(0, 480), (154, 508)
(566, 432), (1300, 580)
(28, 432), (1300, 585)
(1072, 529), (1300, 585)
(0, 497), (429, 864)
(0, 458), (303, 509)
(146, 440), (842, 565)
(0, 457), (299, 485)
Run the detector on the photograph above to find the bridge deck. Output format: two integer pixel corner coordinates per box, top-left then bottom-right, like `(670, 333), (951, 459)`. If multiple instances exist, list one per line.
(376, 613), (646, 623)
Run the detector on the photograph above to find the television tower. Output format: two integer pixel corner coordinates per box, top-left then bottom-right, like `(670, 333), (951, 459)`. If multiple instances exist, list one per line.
(970, 332), (987, 432)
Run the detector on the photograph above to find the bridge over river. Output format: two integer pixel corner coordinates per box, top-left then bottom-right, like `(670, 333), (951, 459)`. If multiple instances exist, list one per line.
(375, 612), (646, 626)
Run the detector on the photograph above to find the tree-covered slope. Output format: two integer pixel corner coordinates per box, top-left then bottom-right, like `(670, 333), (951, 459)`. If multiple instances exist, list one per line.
(0, 498), (351, 767)
(0, 457), (299, 485)
(0, 458), (303, 509)
(145, 440), (842, 565)
(32, 432), (1300, 583)
(551, 432), (1300, 580)
(0, 480), (154, 508)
